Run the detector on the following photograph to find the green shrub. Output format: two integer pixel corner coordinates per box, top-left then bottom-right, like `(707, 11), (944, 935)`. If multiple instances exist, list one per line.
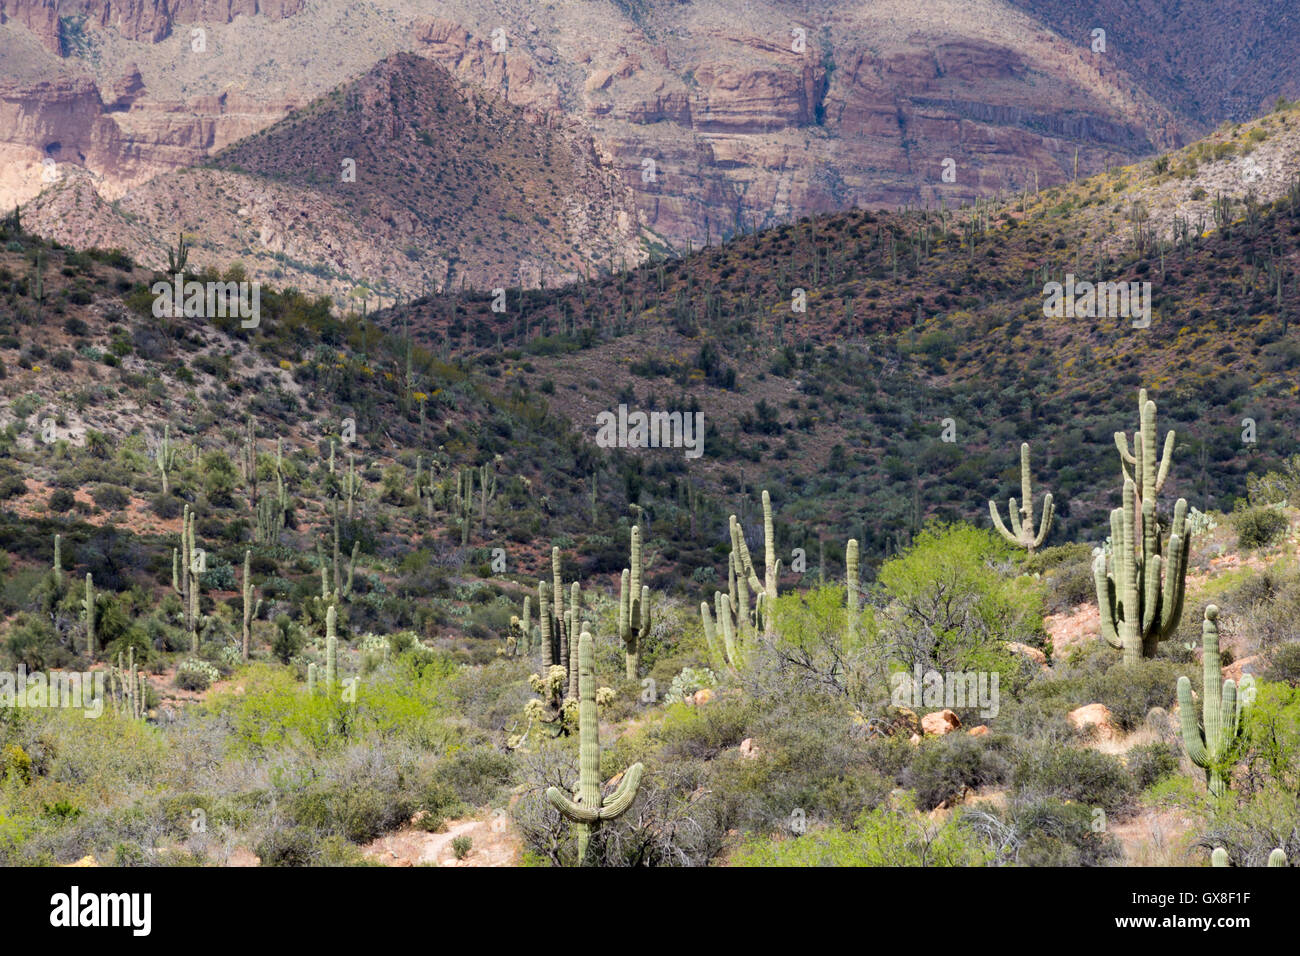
(1233, 506), (1289, 549)
(1012, 743), (1135, 813)
(451, 835), (472, 860)
(903, 734), (1011, 810)
(1126, 741), (1180, 790)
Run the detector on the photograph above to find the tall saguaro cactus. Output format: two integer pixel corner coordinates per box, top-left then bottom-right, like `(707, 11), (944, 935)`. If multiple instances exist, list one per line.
(1178, 605), (1249, 798)
(156, 424), (178, 495)
(619, 525), (651, 680)
(1094, 390), (1190, 664)
(82, 573), (96, 657)
(172, 504), (201, 652)
(989, 442), (1054, 553)
(730, 490), (781, 636)
(325, 605), (338, 694)
(545, 629), (644, 866)
(241, 550), (261, 661)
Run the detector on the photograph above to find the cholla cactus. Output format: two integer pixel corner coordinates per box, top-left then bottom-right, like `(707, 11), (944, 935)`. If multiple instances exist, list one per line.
(618, 525), (651, 680)
(545, 629), (644, 866)
(989, 443), (1054, 553)
(1178, 606), (1249, 797)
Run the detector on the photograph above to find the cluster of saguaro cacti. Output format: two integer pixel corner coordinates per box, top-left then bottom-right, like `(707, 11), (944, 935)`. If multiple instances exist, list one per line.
(989, 442), (1054, 553)
(171, 504), (202, 653)
(82, 572), (95, 657)
(531, 547), (588, 704)
(342, 452), (359, 520)
(545, 629), (644, 866)
(156, 424), (179, 495)
(618, 525), (651, 680)
(1178, 605), (1249, 798)
(241, 550), (261, 661)
(1212, 847), (1289, 866)
(315, 507), (358, 607)
(166, 231), (189, 274)
(111, 647), (146, 720)
(699, 492), (781, 670)
(1094, 390), (1191, 664)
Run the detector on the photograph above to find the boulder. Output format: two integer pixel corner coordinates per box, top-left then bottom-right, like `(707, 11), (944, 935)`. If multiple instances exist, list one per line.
(921, 709), (962, 736)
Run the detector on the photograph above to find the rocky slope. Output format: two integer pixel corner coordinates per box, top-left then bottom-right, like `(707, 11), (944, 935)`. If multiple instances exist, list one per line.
(5, 0), (1292, 288)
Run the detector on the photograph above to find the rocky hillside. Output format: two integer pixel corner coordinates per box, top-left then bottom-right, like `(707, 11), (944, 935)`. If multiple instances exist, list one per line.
(19, 53), (646, 297)
(7, 0), (1299, 291)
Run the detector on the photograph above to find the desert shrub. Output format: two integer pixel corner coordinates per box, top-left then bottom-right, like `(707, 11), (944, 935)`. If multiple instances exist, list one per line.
(730, 794), (991, 866)
(430, 745), (517, 807)
(1233, 506), (1289, 549)
(1082, 661), (1182, 731)
(1263, 642), (1300, 686)
(451, 835), (472, 859)
(1199, 784), (1300, 867)
(1012, 743), (1135, 813)
(47, 489), (76, 513)
(175, 659), (220, 692)
(91, 484), (129, 511)
(903, 733), (1012, 810)
(255, 825), (320, 866)
(973, 798), (1121, 866)
(1126, 741), (1180, 790)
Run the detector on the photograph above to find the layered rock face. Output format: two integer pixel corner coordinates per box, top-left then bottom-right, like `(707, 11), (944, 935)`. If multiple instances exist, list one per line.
(0, 0), (304, 52)
(0, 0), (1276, 276)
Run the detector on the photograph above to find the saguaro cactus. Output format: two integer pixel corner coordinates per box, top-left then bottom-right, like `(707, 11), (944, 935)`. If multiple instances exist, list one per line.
(325, 605), (338, 693)
(545, 629), (644, 866)
(1178, 606), (1248, 798)
(730, 490), (781, 636)
(846, 538), (860, 612)
(241, 550), (261, 661)
(82, 573), (95, 657)
(156, 424), (178, 495)
(172, 505), (201, 652)
(53, 534), (62, 586)
(619, 525), (651, 680)
(1094, 390), (1190, 664)
(989, 443), (1054, 553)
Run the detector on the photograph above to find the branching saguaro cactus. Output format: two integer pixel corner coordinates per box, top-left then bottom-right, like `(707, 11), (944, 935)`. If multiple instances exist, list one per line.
(989, 442), (1054, 553)
(729, 490), (780, 636)
(546, 630), (644, 866)
(619, 525), (651, 680)
(701, 590), (747, 671)
(1178, 606), (1249, 798)
(1094, 390), (1190, 664)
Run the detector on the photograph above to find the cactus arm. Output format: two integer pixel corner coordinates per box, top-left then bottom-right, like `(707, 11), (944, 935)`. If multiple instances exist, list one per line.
(1032, 493), (1054, 549)
(1007, 497), (1024, 539)
(1155, 430), (1175, 493)
(716, 591), (738, 666)
(597, 762), (644, 819)
(700, 601), (721, 667)
(1094, 553), (1123, 650)
(1268, 849), (1288, 867)
(730, 515), (763, 594)
(546, 788), (600, 823)
(1178, 676), (1210, 767)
